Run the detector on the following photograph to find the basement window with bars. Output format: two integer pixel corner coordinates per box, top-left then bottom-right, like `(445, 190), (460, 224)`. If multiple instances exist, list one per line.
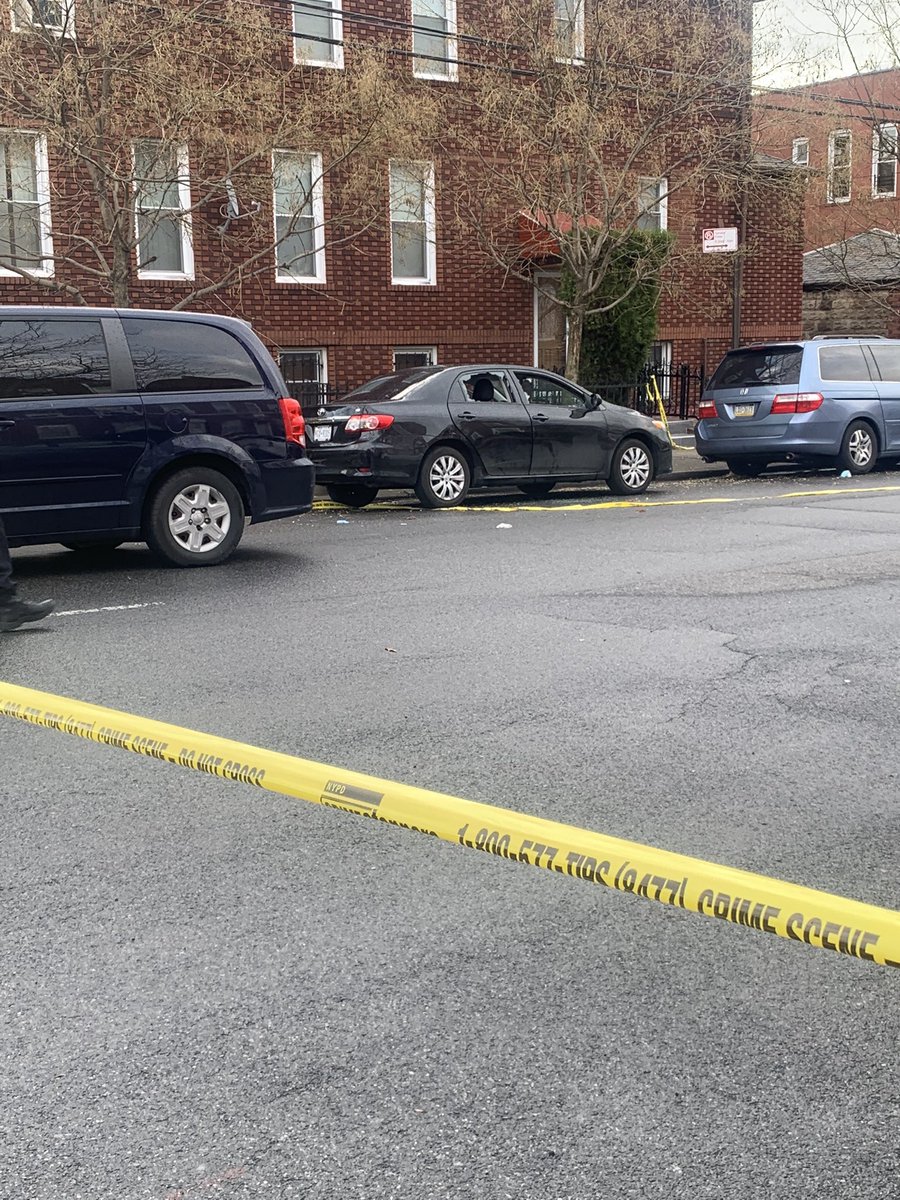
(827, 130), (852, 203)
(393, 346), (436, 369)
(872, 123), (898, 198)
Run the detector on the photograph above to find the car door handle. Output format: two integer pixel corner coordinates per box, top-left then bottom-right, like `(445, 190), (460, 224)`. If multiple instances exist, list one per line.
(532, 412), (550, 422)
(0, 419), (15, 429)
(459, 410), (477, 420)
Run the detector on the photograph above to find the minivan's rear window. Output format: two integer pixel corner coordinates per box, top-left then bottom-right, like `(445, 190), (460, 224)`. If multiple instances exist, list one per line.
(123, 318), (263, 392)
(708, 347), (803, 390)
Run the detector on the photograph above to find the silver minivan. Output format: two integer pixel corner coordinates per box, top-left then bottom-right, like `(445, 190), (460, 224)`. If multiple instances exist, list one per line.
(695, 337), (900, 476)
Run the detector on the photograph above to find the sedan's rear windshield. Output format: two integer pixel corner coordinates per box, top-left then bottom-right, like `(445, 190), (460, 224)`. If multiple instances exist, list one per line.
(341, 368), (439, 404)
(708, 347), (803, 390)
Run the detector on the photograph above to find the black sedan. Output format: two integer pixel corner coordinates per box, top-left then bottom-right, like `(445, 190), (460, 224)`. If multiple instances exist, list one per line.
(305, 365), (673, 508)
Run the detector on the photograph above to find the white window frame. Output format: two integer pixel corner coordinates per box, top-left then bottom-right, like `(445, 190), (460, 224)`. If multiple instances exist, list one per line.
(392, 345), (437, 369)
(553, 0), (584, 64)
(389, 160), (436, 287)
(412, 0), (458, 82)
(272, 150), (326, 285)
(10, 0), (73, 38)
(827, 130), (852, 204)
(0, 130), (54, 279)
(292, 0), (344, 69)
(636, 176), (668, 232)
(133, 140), (194, 281)
(791, 137), (809, 167)
(872, 122), (898, 199)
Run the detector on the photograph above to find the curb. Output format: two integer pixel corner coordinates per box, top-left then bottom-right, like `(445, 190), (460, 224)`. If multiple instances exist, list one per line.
(665, 466), (729, 482)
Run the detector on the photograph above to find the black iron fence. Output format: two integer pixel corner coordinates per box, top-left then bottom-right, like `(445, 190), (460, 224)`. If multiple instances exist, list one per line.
(583, 364), (705, 420)
(284, 364), (706, 421)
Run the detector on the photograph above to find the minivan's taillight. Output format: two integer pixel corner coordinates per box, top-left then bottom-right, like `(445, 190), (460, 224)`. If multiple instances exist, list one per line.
(279, 397), (306, 447)
(698, 400), (717, 420)
(345, 413), (394, 434)
(771, 392), (823, 415)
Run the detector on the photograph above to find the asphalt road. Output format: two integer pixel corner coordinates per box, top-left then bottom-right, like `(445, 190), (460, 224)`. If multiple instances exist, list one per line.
(2, 471), (899, 1200)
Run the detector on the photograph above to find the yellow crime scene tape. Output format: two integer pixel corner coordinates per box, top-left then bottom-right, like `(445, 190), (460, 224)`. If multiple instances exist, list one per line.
(646, 376), (693, 452)
(2, 679), (898, 970)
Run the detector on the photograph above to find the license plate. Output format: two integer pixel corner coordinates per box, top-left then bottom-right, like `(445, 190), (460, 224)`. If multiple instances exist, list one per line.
(312, 424), (333, 443)
(733, 404), (756, 418)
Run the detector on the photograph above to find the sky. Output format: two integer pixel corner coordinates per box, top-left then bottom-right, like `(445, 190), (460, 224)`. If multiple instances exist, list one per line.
(753, 0), (895, 88)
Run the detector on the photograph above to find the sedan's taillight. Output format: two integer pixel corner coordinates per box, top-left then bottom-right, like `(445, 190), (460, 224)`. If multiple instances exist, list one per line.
(278, 397), (306, 447)
(697, 400), (717, 420)
(771, 392), (824, 415)
(345, 413), (394, 434)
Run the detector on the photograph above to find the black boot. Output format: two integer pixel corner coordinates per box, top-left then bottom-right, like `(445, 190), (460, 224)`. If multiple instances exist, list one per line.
(0, 596), (55, 632)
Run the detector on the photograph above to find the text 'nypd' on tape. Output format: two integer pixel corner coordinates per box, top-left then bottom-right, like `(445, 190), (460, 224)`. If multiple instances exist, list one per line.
(1, 680), (898, 969)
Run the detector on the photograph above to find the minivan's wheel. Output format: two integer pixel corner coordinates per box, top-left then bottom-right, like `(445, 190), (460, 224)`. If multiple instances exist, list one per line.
(145, 466), (244, 567)
(838, 420), (877, 474)
(726, 458), (767, 478)
(518, 481), (556, 499)
(325, 483), (379, 509)
(607, 438), (654, 495)
(415, 446), (471, 508)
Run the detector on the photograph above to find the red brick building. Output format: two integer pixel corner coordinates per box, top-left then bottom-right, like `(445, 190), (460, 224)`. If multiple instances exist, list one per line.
(753, 67), (900, 252)
(0, 0), (802, 413)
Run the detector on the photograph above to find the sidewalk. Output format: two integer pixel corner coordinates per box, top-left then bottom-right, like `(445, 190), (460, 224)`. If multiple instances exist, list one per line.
(665, 419), (728, 481)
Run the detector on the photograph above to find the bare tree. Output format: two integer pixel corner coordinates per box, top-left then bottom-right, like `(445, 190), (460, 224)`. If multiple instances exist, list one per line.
(445, 0), (755, 381)
(0, 0), (433, 307)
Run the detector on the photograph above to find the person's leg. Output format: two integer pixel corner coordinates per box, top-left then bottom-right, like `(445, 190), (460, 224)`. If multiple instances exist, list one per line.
(0, 516), (54, 629)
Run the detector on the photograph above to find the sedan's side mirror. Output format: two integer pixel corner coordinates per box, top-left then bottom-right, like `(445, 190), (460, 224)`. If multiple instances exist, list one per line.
(587, 392), (603, 411)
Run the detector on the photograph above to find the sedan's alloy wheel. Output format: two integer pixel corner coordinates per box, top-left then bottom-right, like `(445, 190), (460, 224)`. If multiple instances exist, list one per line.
(429, 455), (468, 502)
(618, 444), (651, 490)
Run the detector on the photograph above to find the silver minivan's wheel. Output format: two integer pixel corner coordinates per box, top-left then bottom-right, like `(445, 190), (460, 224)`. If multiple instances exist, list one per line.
(838, 420), (877, 475)
(415, 446), (471, 508)
(607, 438), (654, 495)
(145, 466), (245, 567)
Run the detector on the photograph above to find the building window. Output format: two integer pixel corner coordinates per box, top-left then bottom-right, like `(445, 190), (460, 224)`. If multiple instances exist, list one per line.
(292, 0), (343, 68)
(280, 347), (329, 405)
(553, 0), (584, 61)
(0, 132), (53, 277)
(10, 0), (71, 36)
(791, 138), (809, 167)
(412, 0), (457, 80)
(389, 160), (435, 285)
(273, 151), (325, 283)
(133, 140), (193, 279)
(393, 346), (436, 369)
(636, 177), (668, 231)
(873, 122), (897, 198)
(827, 130), (852, 203)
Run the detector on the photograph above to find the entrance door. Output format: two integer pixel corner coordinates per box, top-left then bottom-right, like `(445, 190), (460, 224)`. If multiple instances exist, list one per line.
(534, 273), (566, 373)
(0, 316), (146, 539)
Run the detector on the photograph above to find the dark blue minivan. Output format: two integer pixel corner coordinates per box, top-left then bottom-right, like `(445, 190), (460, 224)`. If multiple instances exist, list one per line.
(0, 307), (314, 566)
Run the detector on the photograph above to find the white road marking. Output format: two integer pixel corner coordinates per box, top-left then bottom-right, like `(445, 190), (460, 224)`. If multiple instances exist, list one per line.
(55, 602), (165, 618)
